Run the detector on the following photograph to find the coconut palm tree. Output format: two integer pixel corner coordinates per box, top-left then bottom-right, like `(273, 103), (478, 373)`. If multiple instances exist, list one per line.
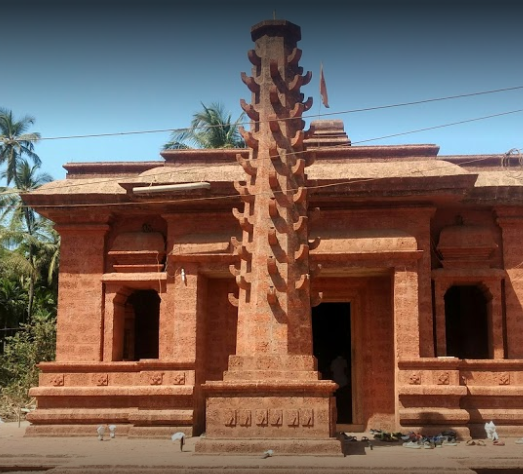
(0, 160), (54, 322)
(0, 108), (41, 185)
(163, 102), (245, 150)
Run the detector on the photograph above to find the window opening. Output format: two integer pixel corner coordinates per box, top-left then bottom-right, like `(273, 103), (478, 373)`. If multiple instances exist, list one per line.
(444, 285), (489, 359)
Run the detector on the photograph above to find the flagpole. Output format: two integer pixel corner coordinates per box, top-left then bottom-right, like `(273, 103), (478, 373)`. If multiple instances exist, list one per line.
(318, 62), (323, 118)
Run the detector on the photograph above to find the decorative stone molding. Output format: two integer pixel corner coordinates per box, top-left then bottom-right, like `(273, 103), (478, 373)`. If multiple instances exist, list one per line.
(499, 372), (511, 385)
(94, 373), (109, 386)
(255, 409), (268, 426)
(50, 374), (64, 387)
(437, 372), (450, 385)
(238, 409), (252, 427)
(224, 409), (237, 427)
(409, 372), (421, 385)
(270, 409), (283, 426)
(300, 408), (314, 427)
(149, 372), (164, 386)
(286, 409), (299, 426)
(173, 372), (186, 385)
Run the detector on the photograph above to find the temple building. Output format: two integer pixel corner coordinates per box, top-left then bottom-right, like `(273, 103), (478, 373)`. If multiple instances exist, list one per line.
(22, 19), (523, 452)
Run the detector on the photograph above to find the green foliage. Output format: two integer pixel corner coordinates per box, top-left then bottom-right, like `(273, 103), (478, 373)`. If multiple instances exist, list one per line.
(0, 108), (41, 185)
(164, 102), (245, 149)
(0, 313), (56, 406)
(0, 108), (58, 415)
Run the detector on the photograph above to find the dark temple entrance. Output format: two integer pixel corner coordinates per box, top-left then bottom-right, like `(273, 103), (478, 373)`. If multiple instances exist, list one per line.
(124, 289), (160, 360)
(312, 302), (352, 423)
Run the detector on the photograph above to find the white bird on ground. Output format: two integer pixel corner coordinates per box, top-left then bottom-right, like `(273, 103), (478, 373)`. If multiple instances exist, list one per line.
(485, 421), (499, 441)
(109, 425), (116, 438)
(171, 432), (185, 451)
(262, 449), (274, 459)
(97, 425), (105, 441)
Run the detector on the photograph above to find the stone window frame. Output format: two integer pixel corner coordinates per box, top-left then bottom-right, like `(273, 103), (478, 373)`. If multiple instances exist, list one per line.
(101, 275), (167, 362)
(432, 269), (505, 360)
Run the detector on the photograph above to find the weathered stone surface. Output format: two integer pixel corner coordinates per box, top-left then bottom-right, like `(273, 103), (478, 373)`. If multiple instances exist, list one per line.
(20, 17), (523, 445)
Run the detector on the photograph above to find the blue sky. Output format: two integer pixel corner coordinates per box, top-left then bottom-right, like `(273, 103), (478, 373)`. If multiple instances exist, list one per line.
(2, 0), (523, 181)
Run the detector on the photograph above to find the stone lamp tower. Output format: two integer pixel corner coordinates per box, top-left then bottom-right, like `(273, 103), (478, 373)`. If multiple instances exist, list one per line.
(196, 19), (339, 454)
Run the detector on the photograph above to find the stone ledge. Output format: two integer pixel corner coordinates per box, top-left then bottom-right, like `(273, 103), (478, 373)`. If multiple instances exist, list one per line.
(25, 423), (133, 437)
(29, 386), (194, 397)
(465, 386), (523, 396)
(37, 361), (196, 372)
(398, 385), (467, 396)
(202, 380), (337, 394)
(195, 437), (342, 455)
(129, 410), (193, 425)
(399, 408), (470, 425)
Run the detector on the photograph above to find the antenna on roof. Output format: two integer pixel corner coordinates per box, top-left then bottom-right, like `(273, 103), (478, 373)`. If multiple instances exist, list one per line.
(273, 10), (276, 19)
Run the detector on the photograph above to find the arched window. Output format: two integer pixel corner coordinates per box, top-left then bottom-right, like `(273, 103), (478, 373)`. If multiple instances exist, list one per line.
(444, 285), (489, 359)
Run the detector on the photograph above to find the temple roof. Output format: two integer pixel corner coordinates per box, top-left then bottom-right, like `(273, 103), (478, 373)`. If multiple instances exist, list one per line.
(28, 151), (474, 197)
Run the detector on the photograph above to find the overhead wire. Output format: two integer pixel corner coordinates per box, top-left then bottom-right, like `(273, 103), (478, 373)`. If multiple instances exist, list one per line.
(1, 101), (521, 199)
(0, 87), (521, 203)
(3, 154), (509, 210)
(7, 85), (523, 143)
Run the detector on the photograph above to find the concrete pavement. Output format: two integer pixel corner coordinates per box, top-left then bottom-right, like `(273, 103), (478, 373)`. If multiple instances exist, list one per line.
(1, 422), (523, 473)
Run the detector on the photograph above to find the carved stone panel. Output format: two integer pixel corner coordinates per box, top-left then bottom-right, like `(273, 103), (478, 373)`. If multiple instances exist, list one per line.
(255, 409), (268, 426)
(499, 372), (510, 385)
(300, 408), (314, 427)
(224, 409), (237, 427)
(51, 374), (64, 387)
(286, 409), (299, 426)
(269, 409), (283, 426)
(238, 409), (252, 427)
(94, 373), (108, 386)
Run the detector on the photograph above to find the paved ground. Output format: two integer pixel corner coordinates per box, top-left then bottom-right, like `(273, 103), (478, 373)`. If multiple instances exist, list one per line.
(1, 422), (523, 474)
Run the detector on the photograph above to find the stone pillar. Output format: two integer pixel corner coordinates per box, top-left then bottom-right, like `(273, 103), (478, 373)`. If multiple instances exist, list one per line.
(158, 281), (174, 360)
(497, 212), (523, 358)
(488, 280), (504, 359)
(102, 285), (131, 361)
(394, 264), (421, 359)
(433, 280), (447, 356)
(197, 19), (338, 454)
(54, 224), (109, 362)
(171, 262), (205, 364)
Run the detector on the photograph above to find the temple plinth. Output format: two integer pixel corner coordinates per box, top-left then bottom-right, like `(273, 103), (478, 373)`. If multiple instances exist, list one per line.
(195, 20), (339, 454)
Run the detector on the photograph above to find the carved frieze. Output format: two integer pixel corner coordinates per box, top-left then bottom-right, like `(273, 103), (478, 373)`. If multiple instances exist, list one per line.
(300, 408), (314, 427)
(409, 372), (421, 385)
(238, 409), (252, 427)
(149, 372), (164, 386)
(270, 409), (283, 426)
(94, 373), (109, 386)
(437, 372), (450, 385)
(499, 372), (511, 385)
(255, 409), (268, 426)
(286, 409), (299, 426)
(173, 372), (186, 385)
(224, 409), (237, 427)
(50, 374), (64, 387)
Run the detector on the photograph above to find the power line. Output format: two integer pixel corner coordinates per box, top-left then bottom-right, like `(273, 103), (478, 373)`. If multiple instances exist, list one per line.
(350, 109), (523, 145)
(4, 154), (510, 210)
(1, 107), (521, 199)
(10, 85), (523, 143)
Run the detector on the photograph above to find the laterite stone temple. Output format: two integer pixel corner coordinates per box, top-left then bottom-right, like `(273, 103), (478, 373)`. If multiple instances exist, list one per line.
(22, 19), (523, 452)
